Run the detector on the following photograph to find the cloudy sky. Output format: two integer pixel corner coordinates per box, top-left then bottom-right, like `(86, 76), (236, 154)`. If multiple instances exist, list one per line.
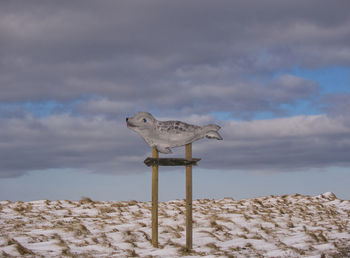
(1, 1), (350, 201)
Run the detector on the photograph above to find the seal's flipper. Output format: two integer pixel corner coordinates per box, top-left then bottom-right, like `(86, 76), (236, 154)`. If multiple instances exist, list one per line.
(203, 124), (223, 140)
(205, 124), (221, 131)
(156, 145), (173, 154)
(205, 131), (223, 140)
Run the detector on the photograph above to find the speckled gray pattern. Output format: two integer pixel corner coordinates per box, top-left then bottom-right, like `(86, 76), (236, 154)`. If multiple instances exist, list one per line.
(126, 112), (222, 154)
(157, 121), (200, 134)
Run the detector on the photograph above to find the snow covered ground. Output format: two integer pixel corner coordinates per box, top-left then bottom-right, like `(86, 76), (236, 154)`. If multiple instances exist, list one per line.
(0, 192), (349, 257)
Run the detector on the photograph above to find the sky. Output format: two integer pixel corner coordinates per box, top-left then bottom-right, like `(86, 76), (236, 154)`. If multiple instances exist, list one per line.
(1, 0), (350, 201)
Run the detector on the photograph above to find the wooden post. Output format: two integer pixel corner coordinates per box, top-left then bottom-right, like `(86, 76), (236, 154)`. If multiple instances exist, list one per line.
(146, 144), (198, 250)
(185, 143), (193, 250)
(152, 146), (159, 248)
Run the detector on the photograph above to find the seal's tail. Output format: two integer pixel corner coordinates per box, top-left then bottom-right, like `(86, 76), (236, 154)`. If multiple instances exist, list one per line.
(203, 124), (223, 140)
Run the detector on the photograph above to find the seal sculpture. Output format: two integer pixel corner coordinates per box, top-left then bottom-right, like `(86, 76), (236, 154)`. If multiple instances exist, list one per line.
(126, 112), (223, 154)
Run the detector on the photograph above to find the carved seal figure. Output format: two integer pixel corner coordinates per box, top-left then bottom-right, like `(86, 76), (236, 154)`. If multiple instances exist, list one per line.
(126, 112), (223, 154)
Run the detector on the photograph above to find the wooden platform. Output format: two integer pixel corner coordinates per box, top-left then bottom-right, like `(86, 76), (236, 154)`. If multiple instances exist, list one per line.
(144, 157), (201, 167)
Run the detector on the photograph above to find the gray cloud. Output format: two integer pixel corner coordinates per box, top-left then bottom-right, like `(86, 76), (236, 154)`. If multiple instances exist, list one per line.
(322, 94), (350, 117)
(0, 115), (148, 178)
(0, 1), (349, 109)
(198, 114), (350, 171)
(1, 113), (350, 178)
(1, 1), (350, 178)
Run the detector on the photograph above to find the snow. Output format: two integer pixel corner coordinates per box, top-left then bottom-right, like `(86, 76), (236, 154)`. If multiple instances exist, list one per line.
(0, 192), (349, 257)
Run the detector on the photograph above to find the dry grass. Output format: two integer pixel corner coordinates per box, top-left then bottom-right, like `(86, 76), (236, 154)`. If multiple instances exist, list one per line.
(98, 206), (116, 214)
(79, 196), (94, 205)
(8, 239), (34, 256)
(0, 194), (349, 257)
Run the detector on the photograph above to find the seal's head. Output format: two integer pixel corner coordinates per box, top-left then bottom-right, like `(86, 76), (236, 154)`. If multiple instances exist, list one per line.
(126, 112), (156, 135)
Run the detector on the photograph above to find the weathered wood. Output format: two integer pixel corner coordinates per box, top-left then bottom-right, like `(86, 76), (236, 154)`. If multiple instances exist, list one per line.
(185, 143), (193, 251)
(151, 147), (159, 248)
(144, 157), (200, 167)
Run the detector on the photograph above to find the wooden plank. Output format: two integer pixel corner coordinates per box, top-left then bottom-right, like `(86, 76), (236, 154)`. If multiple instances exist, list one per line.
(144, 157), (200, 167)
(185, 143), (193, 251)
(151, 146), (159, 248)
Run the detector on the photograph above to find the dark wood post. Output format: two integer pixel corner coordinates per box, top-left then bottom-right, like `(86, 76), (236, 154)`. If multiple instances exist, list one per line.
(185, 143), (193, 250)
(152, 146), (159, 247)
